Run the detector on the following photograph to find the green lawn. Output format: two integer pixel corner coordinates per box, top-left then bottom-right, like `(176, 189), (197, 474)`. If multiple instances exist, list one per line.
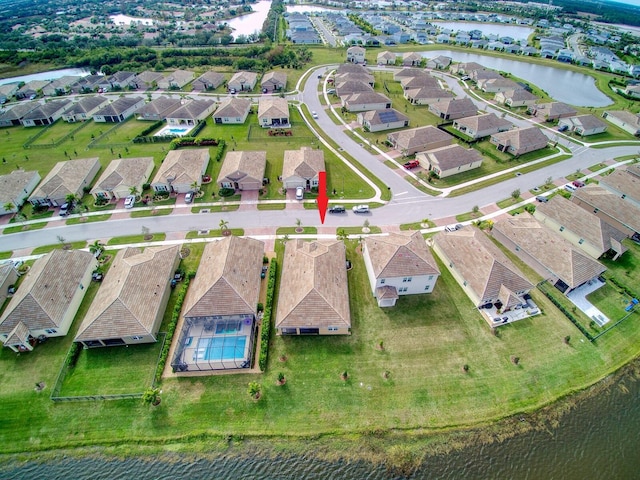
(184, 228), (245, 239)
(31, 241), (87, 255)
(66, 214), (112, 225)
(3, 221), (47, 234)
(107, 233), (166, 245)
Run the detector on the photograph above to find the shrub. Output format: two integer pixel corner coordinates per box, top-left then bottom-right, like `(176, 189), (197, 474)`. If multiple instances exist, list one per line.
(155, 278), (190, 383)
(258, 260), (277, 371)
(218, 187), (235, 197)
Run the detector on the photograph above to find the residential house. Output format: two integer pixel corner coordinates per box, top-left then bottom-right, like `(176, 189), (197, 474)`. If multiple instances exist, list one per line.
(520, 46), (539, 56)
(228, 71), (258, 92)
(0, 264), (18, 307)
(402, 51), (423, 66)
(529, 102), (578, 121)
(15, 80), (49, 100)
(477, 77), (521, 93)
(557, 114), (607, 136)
(341, 91), (391, 112)
(282, 147), (325, 190)
(21, 99), (72, 127)
(450, 62), (485, 75)
(0, 102), (39, 127)
(436, 33), (450, 43)
(0, 250), (97, 352)
(433, 227), (534, 326)
(426, 55), (452, 70)
(416, 144), (483, 178)
(74, 245), (180, 348)
(260, 71), (287, 92)
(290, 30), (322, 44)
(393, 67), (426, 81)
(41, 76), (80, 96)
(490, 127), (548, 156)
(571, 184), (640, 236)
(400, 75), (439, 90)
(377, 50), (397, 65)
(151, 149), (210, 194)
(276, 240), (350, 335)
(363, 232), (440, 307)
(357, 108), (409, 132)
(0, 170), (41, 215)
(534, 195), (627, 260)
(135, 96), (183, 121)
(494, 89), (539, 108)
(191, 71), (226, 92)
(346, 46), (366, 64)
(623, 84), (640, 99)
(93, 96), (145, 123)
(470, 69), (503, 83)
(257, 97), (290, 127)
(404, 86), (453, 105)
(601, 111), (640, 136)
(0, 83), (18, 104)
(212, 97), (252, 124)
(29, 157), (100, 207)
(453, 113), (512, 139)
(217, 150), (267, 191)
(335, 80), (373, 98)
(335, 71), (375, 86)
(599, 165), (640, 209)
(71, 75), (105, 94)
(90, 157), (155, 201)
(428, 98), (478, 121)
(387, 126), (454, 156)
(157, 69), (194, 90)
(106, 71), (137, 90)
(336, 63), (370, 76)
(132, 71), (164, 90)
(493, 213), (606, 295)
(172, 236), (264, 371)
(61, 96), (109, 122)
(166, 99), (217, 126)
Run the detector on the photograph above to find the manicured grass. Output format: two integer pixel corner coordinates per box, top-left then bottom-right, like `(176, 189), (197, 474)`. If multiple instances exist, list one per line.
(130, 208), (173, 218)
(184, 228), (245, 239)
(276, 226), (318, 235)
(66, 214), (112, 225)
(588, 162), (608, 172)
(0, 251), (13, 260)
(107, 233), (166, 245)
(455, 211), (483, 222)
(338, 225), (382, 235)
(31, 241), (87, 255)
(587, 283), (634, 324)
(3, 221), (47, 234)
(257, 203), (286, 210)
(400, 220), (434, 230)
(496, 196), (523, 209)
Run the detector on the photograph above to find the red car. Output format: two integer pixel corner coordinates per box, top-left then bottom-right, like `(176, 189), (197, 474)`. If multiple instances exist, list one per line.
(572, 180), (585, 188)
(403, 160), (420, 169)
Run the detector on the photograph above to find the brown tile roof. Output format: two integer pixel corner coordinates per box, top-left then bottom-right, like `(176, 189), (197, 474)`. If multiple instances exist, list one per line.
(429, 98), (477, 117)
(217, 151), (266, 184)
(182, 236), (264, 318)
(603, 110), (640, 127)
(335, 80), (373, 96)
(499, 89), (538, 102)
(572, 184), (640, 233)
(393, 68), (428, 80)
(600, 167), (640, 203)
(419, 144), (483, 171)
(91, 157), (154, 193)
(387, 125), (453, 151)
(153, 149), (209, 186)
(193, 71), (225, 89)
(454, 113), (512, 132)
(282, 147), (325, 179)
(261, 71), (287, 86)
(490, 126), (548, 151)
(75, 245), (180, 342)
(213, 97), (251, 118)
(365, 232), (439, 278)
(343, 91), (391, 106)
(0, 250), (96, 335)
(63, 96), (109, 115)
(534, 102), (577, 117)
(257, 97), (289, 119)
(4, 321), (30, 347)
(377, 51), (397, 62)
(493, 213), (606, 289)
(30, 157), (100, 200)
(402, 52), (422, 62)
(336, 63), (369, 75)
(433, 227), (532, 303)
(276, 240), (350, 329)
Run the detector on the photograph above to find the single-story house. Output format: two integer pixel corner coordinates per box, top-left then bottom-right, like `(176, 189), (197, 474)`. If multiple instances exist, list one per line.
(93, 96), (145, 123)
(191, 71), (226, 92)
(20, 99), (72, 127)
(276, 240), (350, 335)
(601, 111), (640, 136)
(623, 84), (640, 99)
(282, 147), (325, 190)
(71, 75), (105, 94)
(74, 245), (180, 348)
(528, 102), (578, 121)
(166, 99), (217, 126)
(493, 213), (606, 295)
(341, 91), (392, 112)
(433, 227), (534, 326)
(90, 156), (155, 201)
(0, 250), (97, 352)
(387, 125), (454, 156)
(599, 165), (640, 209)
(0, 83), (19, 104)
(426, 55), (452, 70)
(453, 113), (513, 139)
(151, 148), (210, 194)
(494, 89), (539, 108)
(534, 195), (627, 260)
(335, 71), (375, 87)
(404, 86), (453, 105)
(135, 96), (183, 121)
(61, 96), (109, 122)
(450, 62), (486, 76)
(428, 98), (478, 121)
(393, 67), (426, 81)
(172, 236), (264, 371)
(400, 75), (439, 90)
(0, 263), (18, 306)
(0, 170), (41, 215)
(336, 63), (371, 76)
(346, 46), (366, 64)
(402, 51), (423, 66)
(157, 69), (195, 90)
(213, 97), (252, 124)
(260, 71), (287, 92)
(29, 157), (101, 207)
(357, 108), (409, 132)
(257, 97), (289, 127)
(470, 69), (503, 83)
(41, 76), (80, 96)
(228, 71), (258, 92)
(0, 102), (39, 127)
(217, 150), (267, 191)
(335, 80), (374, 97)
(571, 184), (640, 237)
(490, 126), (549, 156)
(15, 80), (49, 100)
(363, 232), (440, 307)
(105, 71), (137, 90)
(132, 71), (164, 90)
(377, 50), (397, 65)
(557, 114), (607, 136)
(477, 77), (522, 93)
(416, 144), (483, 178)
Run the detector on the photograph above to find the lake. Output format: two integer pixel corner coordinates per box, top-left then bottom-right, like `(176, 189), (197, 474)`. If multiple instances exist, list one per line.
(226, 0), (273, 39)
(432, 21), (534, 41)
(0, 68), (91, 86)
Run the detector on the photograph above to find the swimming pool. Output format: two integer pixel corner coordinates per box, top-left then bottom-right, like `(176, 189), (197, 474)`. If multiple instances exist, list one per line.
(154, 125), (194, 137)
(194, 336), (247, 362)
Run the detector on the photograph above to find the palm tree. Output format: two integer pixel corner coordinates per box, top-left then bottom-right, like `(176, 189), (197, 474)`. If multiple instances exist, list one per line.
(190, 180), (201, 194)
(3, 202), (15, 218)
(219, 219), (229, 235)
(336, 228), (348, 242)
(142, 387), (161, 406)
(89, 240), (104, 259)
(129, 186), (140, 199)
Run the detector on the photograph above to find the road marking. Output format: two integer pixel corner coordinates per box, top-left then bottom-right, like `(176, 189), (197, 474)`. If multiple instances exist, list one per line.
(395, 191), (408, 196)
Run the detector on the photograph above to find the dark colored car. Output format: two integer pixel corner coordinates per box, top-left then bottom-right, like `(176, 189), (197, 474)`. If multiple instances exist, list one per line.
(329, 205), (346, 214)
(536, 195), (549, 203)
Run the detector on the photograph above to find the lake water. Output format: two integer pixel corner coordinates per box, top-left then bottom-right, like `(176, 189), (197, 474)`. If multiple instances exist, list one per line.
(422, 50), (613, 106)
(432, 21), (534, 41)
(226, 0), (273, 39)
(1, 363), (638, 479)
(0, 68), (91, 86)
(109, 14), (153, 26)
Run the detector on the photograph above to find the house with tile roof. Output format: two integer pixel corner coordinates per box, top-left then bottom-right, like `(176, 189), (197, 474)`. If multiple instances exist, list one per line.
(29, 157), (100, 207)
(0, 250), (97, 352)
(490, 126), (549, 156)
(402, 51), (423, 66)
(191, 71), (226, 92)
(166, 99), (216, 126)
(404, 86), (453, 105)
(282, 147), (325, 190)
(21, 99), (72, 127)
(335, 80), (373, 97)
(450, 62), (485, 75)
(0, 263), (18, 307)
(70, 75), (105, 94)
(558, 114), (607, 136)
(133, 71), (164, 90)
(377, 50), (397, 65)
(400, 75), (439, 90)
(276, 240), (351, 335)
(341, 91), (392, 112)
(599, 165), (640, 209)
(363, 232), (440, 307)
(93, 96), (145, 123)
(416, 144), (483, 178)
(172, 236), (264, 371)
(492, 213), (606, 295)
(157, 69), (195, 90)
(528, 102), (578, 121)
(336, 63), (371, 76)
(41, 76), (80, 96)
(106, 71), (137, 90)
(346, 45), (366, 63)
(357, 108), (409, 132)
(90, 157), (155, 201)
(0, 83), (19, 103)
(15, 80), (49, 100)
(428, 98), (477, 121)
(135, 96), (183, 121)
(0, 170), (41, 215)
(0, 102), (39, 127)
(212, 97), (251, 124)
(260, 71), (287, 92)
(75, 245), (180, 348)
(534, 195), (627, 260)
(228, 71), (258, 92)
(602, 111), (640, 136)
(335, 71), (375, 86)
(426, 55), (452, 70)
(62, 96), (109, 122)
(393, 67), (427, 81)
(571, 184), (640, 236)
(494, 89), (539, 108)
(257, 97), (290, 127)
(217, 150), (267, 191)
(433, 227), (534, 326)
(477, 77), (522, 93)
(453, 113), (513, 139)
(387, 125), (454, 155)
(151, 149), (209, 194)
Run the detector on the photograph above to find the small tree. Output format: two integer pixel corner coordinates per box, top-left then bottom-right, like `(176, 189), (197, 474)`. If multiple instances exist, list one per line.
(511, 189), (521, 200)
(341, 370), (349, 381)
(89, 240), (104, 258)
(472, 205), (479, 214)
(563, 335), (571, 345)
(248, 381), (262, 400)
(363, 219), (370, 229)
(462, 364), (470, 373)
(141, 225), (150, 237)
(219, 219), (229, 233)
(277, 372), (286, 385)
(3, 202), (15, 215)
(57, 235), (66, 246)
(545, 176), (553, 187)
(142, 387), (161, 406)
(190, 180), (200, 194)
(129, 186), (140, 199)
(336, 228), (348, 242)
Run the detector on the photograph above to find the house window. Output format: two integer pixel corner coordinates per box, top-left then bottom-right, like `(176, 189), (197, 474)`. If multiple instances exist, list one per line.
(402, 277), (412, 283)
(594, 208), (599, 214)
(327, 326), (338, 332)
(578, 239), (584, 244)
(428, 275), (433, 280)
(559, 226), (565, 232)
(45, 329), (57, 334)
(622, 194), (626, 199)
(399, 287), (408, 293)
(380, 279), (385, 284)
(132, 336), (144, 340)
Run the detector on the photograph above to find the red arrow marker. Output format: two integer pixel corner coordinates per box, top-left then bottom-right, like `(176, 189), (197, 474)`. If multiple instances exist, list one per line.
(317, 171), (328, 224)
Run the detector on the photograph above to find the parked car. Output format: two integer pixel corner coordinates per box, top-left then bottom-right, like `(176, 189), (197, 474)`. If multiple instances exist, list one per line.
(312, 111), (318, 119)
(445, 224), (463, 232)
(326, 88), (336, 94)
(403, 160), (420, 169)
(558, 124), (569, 132)
(58, 202), (73, 216)
(572, 180), (585, 188)
(564, 184), (577, 193)
(352, 204), (369, 214)
(536, 195), (549, 203)
(295, 186), (304, 200)
(461, 75), (470, 81)
(184, 191), (195, 204)
(329, 205), (346, 214)
(124, 195), (136, 208)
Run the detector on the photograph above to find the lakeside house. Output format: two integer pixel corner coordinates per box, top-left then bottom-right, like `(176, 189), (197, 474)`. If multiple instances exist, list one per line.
(416, 144), (483, 179)
(528, 102), (577, 121)
(228, 71), (258, 92)
(601, 111), (640, 136)
(156, 69), (194, 90)
(377, 50), (397, 65)
(90, 156), (155, 201)
(28, 157), (100, 208)
(166, 99), (216, 126)
(0, 170), (41, 215)
(217, 150), (267, 191)
(557, 114), (607, 136)
(151, 149), (209, 194)
(132, 71), (164, 90)
(93, 96), (145, 123)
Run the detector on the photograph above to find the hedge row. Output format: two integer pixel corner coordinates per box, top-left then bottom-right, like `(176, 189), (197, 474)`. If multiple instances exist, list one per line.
(607, 275), (639, 301)
(258, 259), (277, 372)
(214, 139), (226, 162)
(169, 137), (221, 149)
(538, 281), (594, 342)
(154, 272), (195, 384)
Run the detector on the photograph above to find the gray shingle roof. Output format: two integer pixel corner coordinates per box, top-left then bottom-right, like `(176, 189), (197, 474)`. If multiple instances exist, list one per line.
(257, 97), (289, 119)
(22, 99), (72, 120)
(135, 96), (182, 117)
(63, 96), (109, 115)
(420, 144), (483, 171)
(213, 97), (251, 118)
(95, 96), (144, 116)
(217, 151), (267, 184)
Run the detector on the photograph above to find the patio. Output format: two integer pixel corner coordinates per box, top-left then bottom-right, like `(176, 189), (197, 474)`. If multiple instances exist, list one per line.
(480, 294), (541, 328)
(566, 278), (610, 327)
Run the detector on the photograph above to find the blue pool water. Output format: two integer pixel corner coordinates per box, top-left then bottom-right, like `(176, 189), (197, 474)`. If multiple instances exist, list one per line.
(196, 336), (246, 361)
(154, 125), (193, 137)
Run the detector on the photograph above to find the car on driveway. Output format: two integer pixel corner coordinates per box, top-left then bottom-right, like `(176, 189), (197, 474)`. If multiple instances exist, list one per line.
(59, 202), (73, 216)
(295, 186), (304, 200)
(184, 191), (195, 204)
(444, 224), (463, 232)
(124, 195), (136, 208)
(536, 195), (549, 203)
(352, 204), (369, 214)
(564, 184), (577, 193)
(572, 180), (585, 188)
(329, 205), (345, 214)
(558, 124), (569, 132)
(403, 160), (420, 169)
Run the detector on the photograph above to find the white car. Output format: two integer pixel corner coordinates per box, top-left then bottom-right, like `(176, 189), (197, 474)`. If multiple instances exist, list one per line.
(185, 191), (195, 204)
(312, 111), (318, 119)
(295, 186), (304, 200)
(352, 205), (369, 214)
(124, 195), (136, 209)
